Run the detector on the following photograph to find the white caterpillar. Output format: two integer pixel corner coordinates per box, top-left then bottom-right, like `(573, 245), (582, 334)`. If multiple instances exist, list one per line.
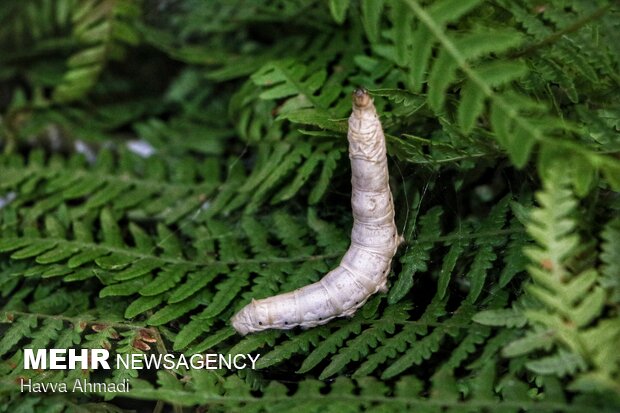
(231, 89), (401, 335)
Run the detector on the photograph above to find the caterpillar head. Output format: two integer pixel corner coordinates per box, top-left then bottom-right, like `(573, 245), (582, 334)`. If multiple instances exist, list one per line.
(352, 87), (371, 108)
(350, 87), (377, 120)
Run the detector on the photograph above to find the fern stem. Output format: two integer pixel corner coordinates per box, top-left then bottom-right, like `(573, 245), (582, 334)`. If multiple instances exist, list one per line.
(120, 391), (617, 412)
(0, 236), (343, 267)
(411, 228), (522, 245)
(394, 134), (496, 164)
(403, 0), (611, 167)
(511, 4), (612, 58)
(0, 166), (206, 193)
(1, 310), (148, 330)
(146, 319), (183, 413)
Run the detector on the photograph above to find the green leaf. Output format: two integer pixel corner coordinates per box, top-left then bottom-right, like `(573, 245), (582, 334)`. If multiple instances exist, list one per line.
(114, 258), (162, 281)
(100, 277), (147, 297)
(35, 245), (79, 264)
(526, 350), (587, 377)
(572, 287), (605, 328)
(185, 327), (236, 353)
(571, 153), (595, 197)
(139, 264), (191, 296)
(0, 238), (33, 253)
(506, 122), (536, 168)
(457, 80), (485, 133)
(389, 206), (442, 304)
(298, 320), (362, 373)
(148, 291), (206, 326)
(196, 266), (252, 319)
(502, 329), (554, 357)
(473, 308), (527, 328)
(427, 0), (483, 24)
(0, 316), (37, 357)
(361, 0), (384, 43)
(328, 0), (350, 24)
(272, 152), (324, 203)
(67, 248), (109, 268)
(11, 240), (57, 260)
(437, 235), (466, 299)
(391, 0), (410, 66)
(168, 268), (220, 304)
(125, 294), (165, 318)
(174, 318), (212, 351)
(309, 149), (342, 204)
(428, 49), (457, 111)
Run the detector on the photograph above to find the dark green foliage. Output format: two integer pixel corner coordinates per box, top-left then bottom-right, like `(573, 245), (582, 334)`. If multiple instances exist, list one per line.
(1, 0), (619, 411)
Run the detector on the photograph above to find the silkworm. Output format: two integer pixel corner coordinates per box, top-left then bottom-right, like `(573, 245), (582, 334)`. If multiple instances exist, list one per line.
(231, 88), (401, 335)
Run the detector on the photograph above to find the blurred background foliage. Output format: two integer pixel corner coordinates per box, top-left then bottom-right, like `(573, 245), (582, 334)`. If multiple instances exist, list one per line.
(0, 0), (619, 411)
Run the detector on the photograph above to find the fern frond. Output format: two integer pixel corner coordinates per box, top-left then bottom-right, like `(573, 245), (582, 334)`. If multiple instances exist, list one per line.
(486, 164), (620, 394)
(466, 196), (510, 302)
(600, 218), (620, 303)
(53, 0), (141, 102)
(402, 0), (620, 192)
(120, 360), (620, 412)
(389, 206), (442, 304)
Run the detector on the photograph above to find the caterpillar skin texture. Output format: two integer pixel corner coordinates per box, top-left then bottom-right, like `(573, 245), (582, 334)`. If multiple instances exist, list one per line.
(231, 89), (400, 335)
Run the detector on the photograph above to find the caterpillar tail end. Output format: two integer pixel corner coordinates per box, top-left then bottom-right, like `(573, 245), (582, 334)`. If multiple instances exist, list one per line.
(231, 303), (254, 336)
(230, 314), (249, 336)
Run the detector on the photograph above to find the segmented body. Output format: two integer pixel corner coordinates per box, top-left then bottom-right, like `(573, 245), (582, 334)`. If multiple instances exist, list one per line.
(231, 89), (400, 335)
